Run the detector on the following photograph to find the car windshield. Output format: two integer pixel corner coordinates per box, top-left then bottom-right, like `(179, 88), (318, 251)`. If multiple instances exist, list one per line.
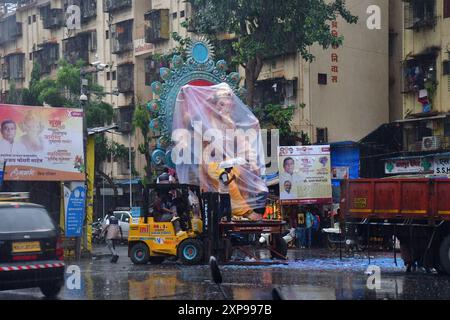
(0, 207), (55, 233)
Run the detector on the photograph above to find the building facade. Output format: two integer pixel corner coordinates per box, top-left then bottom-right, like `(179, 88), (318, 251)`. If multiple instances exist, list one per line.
(246, 0), (390, 145)
(1, 0), (395, 182)
(0, 0), (195, 187)
(386, 0), (450, 176)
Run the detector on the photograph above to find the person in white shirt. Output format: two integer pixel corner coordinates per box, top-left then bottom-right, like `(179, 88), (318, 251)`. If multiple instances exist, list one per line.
(218, 167), (236, 221)
(279, 157), (296, 184)
(0, 120), (24, 155)
(280, 180), (296, 200)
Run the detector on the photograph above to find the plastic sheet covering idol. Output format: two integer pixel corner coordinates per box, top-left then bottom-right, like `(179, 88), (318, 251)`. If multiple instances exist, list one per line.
(171, 83), (268, 217)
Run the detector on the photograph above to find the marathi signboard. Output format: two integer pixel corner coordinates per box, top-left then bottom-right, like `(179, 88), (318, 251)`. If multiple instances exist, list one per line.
(434, 157), (450, 175)
(385, 157), (434, 175)
(0, 104), (85, 181)
(278, 145), (332, 205)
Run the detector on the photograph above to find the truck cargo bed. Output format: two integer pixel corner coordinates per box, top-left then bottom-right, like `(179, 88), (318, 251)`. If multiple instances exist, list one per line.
(341, 179), (450, 221)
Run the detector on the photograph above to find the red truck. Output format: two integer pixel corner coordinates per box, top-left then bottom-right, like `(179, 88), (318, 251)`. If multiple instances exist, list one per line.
(340, 178), (450, 274)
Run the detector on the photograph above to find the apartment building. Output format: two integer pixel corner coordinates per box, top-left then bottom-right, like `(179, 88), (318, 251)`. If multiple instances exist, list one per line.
(386, 0), (450, 173)
(0, 0), (195, 186)
(245, 0), (390, 145)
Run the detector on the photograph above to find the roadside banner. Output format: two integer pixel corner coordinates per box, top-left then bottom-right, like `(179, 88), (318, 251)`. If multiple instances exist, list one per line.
(0, 104), (84, 181)
(0, 160), (5, 186)
(278, 145), (332, 205)
(65, 182), (87, 237)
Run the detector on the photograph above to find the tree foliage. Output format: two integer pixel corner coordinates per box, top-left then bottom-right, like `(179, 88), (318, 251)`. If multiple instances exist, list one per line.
(253, 104), (309, 146)
(133, 103), (153, 185)
(188, 0), (357, 106)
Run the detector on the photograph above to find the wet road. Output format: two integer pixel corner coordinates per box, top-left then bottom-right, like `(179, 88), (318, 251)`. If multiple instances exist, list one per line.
(1, 246), (450, 300)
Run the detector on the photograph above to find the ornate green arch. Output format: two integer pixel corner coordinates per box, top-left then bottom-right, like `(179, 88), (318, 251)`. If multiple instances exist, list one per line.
(147, 39), (243, 166)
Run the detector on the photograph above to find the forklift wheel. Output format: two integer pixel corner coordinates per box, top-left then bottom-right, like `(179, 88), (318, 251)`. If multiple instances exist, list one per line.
(130, 243), (150, 265)
(178, 239), (204, 265)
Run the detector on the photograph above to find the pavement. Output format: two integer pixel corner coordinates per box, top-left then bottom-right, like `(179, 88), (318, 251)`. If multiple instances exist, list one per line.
(2, 245), (450, 300)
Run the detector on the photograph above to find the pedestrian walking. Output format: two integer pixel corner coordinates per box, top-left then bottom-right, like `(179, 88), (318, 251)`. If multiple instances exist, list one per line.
(102, 212), (123, 263)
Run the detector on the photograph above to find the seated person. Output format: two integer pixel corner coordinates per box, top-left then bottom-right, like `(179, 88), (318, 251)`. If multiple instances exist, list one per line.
(153, 193), (176, 222)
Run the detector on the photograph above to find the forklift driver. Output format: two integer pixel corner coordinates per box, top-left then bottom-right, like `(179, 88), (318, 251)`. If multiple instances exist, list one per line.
(153, 192), (176, 222)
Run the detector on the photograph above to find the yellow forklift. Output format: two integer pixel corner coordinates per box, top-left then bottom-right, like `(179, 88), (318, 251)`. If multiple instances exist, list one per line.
(128, 184), (287, 265)
(128, 184), (204, 265)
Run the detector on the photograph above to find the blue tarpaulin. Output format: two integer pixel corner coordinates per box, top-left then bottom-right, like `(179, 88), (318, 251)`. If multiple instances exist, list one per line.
(330, 141), (360, 203)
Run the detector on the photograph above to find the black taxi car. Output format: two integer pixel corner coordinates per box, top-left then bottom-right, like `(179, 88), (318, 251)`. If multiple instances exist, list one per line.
(0, 193), (65, 298)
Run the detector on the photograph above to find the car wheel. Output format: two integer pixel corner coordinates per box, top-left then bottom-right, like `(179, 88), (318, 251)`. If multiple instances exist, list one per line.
(40, 282), (63, 298)
(178, 239), (203, 265)
(439, 235), (450, 275)
(130, 243), (150, 265)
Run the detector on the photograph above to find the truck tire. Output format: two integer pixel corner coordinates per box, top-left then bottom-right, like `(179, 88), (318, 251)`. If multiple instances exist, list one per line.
(40, 281), (63, 298)
(178, 239), (203, 265)
(439, 236), (450, 275)
(130, 243), (150, 265)
(271, 235), (288, 260)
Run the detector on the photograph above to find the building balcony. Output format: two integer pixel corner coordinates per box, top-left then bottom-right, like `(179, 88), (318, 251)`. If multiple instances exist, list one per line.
(103, 0), (132, 13)
(144, 9), (170, 44)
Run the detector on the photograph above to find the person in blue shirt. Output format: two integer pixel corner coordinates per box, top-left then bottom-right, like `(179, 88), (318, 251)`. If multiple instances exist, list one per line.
(305, 208), (314, 248)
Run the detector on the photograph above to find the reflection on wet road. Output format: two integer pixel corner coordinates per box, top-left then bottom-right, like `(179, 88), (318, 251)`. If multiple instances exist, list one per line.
(1, 248), (450, 300)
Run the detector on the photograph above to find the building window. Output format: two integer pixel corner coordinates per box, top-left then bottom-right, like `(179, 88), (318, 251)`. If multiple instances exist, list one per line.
(117, 64), (134, 93)
(33, 15), (36, 23)
(4, 54), (25, 80)
(318, 73), (327, 85)
(316, 128), (328, 144)
(403, 53), (437, 93)
(254, 78), (297, 107)
(180, 10), (185, 18)
(445, 117), (450, 137)
(445, 0), (450, 18)
(107, 72), (111, 81)
(28, 16), (31, 25)
(144, 9), (170, 43)
(110, 19), (133, 54)
(34, 43), (60, 75)
(106, 30), (109, 39)
(63, 34), (90, 65)
(405, 0), (436, 30)
(29, 52), (33, 60)
(112, 71), (117, 81)
(172, 12), (177, 19)
(103, 0), (132, 13)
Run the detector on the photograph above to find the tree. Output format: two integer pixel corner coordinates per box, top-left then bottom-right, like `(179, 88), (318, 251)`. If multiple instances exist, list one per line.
(188, 0), (358, 106)
(254, 103), (308, 146)
(133, 103), (152, 184)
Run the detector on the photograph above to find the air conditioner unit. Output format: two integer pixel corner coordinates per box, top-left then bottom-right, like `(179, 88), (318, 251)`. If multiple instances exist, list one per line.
(422, 136), (441, 151)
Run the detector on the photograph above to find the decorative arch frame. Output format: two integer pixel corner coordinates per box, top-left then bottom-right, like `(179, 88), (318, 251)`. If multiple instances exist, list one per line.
(147, 39), (244, 166)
